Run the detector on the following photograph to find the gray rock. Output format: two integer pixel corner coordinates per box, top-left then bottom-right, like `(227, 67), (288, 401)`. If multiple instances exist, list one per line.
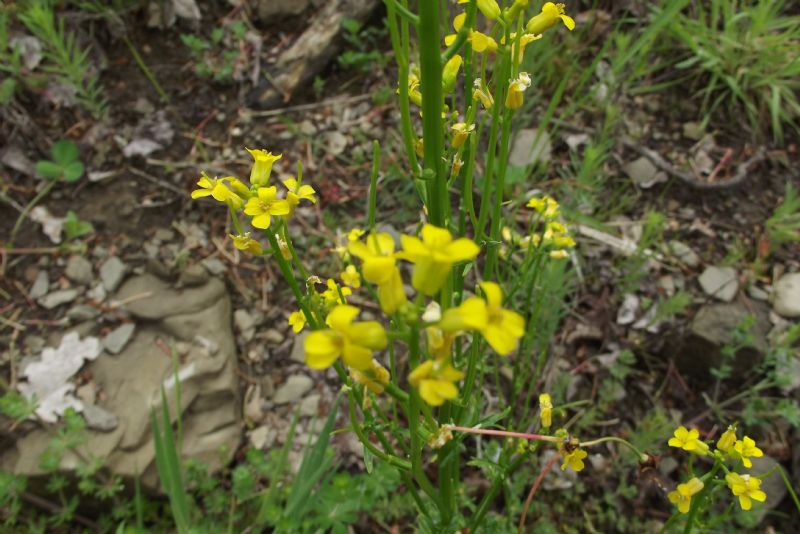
(323, 131), (348, 156)
(234, 309), (257, 342)
(116, 274), (226, 320)
(38, 288), (80, 309)
(263, 328), (285, 344)
(248, 426), (277, 450)
(103, 323), (136, 355)
(772, 273), (800, 318)
(623, 156), (667, 189)
(299, 393), (320, 417)
(178, 263), (209, 287)
(1, 274), (240, 489)
(699, 266), (738, 302)
(747, 285), (769, 301)
(65, 255), (94, 285)
(682, 122), (704, 141)
(202, 257), (227, 275)
(66, 305), (101, 322)
(747, 456), (788, 523)
(153, 228), (175, 242)
(290, 331), (309, 363)
(100, 257), (128, 292)
(82, 404), (119, 432)
(509, 128), (551, 167)
(87, 283), (107, 302)
(668, 240), (700, 268)
(677, 302), (770, 381)
(29, 271), (49, 300)
(273, 375), (313, 404)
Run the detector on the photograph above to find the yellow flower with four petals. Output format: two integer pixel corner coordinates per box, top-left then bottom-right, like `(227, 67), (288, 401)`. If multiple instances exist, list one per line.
(304, 305), (387, 371)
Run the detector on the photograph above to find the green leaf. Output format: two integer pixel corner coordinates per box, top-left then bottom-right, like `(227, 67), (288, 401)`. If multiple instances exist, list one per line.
(35, 160), (63, 179)
(63, 211), (94, 240)
(0, 77), (16, 104)
(51, 139), (79, 165)
(63, 161), (84, 182)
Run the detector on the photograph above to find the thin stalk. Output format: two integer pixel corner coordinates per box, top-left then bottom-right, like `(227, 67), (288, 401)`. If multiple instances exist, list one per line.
(123, 36), (169, 104)
(347, 393), (412, 470)
(8, 180), (56, 248)
(418, 0), (447, 226)
(264, 229), (318, 329)
(368, 140), (380, 230)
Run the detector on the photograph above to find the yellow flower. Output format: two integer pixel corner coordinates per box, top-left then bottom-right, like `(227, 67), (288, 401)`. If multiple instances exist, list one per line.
(341, 265), (361, 288)
(451, 157), (464, 176)
(732, 436), (763, 468)
(526, 195), (560, 218)
(451, 122), (475, 148)
(560, 447), (588, 472)
(303, 305), (387, 370)
(322, 279), (352, 307)
(351, 359), (391, 394)
(446, 15), (499, 53)
(552, 235), (576, 248)
(505, 72), (531, 110)
(539, 393), (553, 428)
(458, 0), (501, 20)
(442, 54), (463, 94)
(505, 0), (530, 21)
(725, 472), (767, 511)
(473, 78), (494, 110)
(406, 72), (423, 107)
(667, 477), (704, 514)
(282, 177), (317, 214)
(426, 327), (456, 360)
(526, 2), (575, 35)
(439, 281), (525, 356)
(668, 426), (710, 455)
(349, 232), (407, 314)
(408, 359), (464, 406)
(191, 173), (244, 209)
(246, 148), (281, 186)
(348, 228), (366, 242)
(230, 233), (263, 255)
(399, 224), (480, 296)
(505, 32), (542, 65)
(549, 250), (569, 260)
(716, 425), (737, 452)
(243, 186), (291, 229)
(288, 310), (307, 333)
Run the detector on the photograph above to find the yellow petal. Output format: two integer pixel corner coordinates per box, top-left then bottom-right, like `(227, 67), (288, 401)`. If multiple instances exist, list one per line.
(304, 331), (340, 369)
(453, 12), (466, 32)
(362, 256), (396, 284)
(251, 213), (271, 229)
(444, 34), (457, 46)
(479, 281), (503, 308)
(341, 341), (372, 370)
(411, 259), (450, 296)
(501, 309), (526, 337)
(326, 304), (360, 332)
(482, 323), (518, 355)
(377, 269), (407, 314)
(409, 360), (434, 386)
(268, 199), (291, 216)
(348, 321), (388, 350)
(421, 224), (453, 247)
(400, 234), (429, 261)
(191, 189), (212, 199)
(560, 14), (576, 30)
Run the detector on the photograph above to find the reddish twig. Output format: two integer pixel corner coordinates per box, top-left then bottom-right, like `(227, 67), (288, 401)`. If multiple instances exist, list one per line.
(519, 453), (560, 533)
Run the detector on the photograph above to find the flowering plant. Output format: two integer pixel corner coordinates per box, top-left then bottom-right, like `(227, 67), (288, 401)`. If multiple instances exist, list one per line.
(190, 1), (799, 531)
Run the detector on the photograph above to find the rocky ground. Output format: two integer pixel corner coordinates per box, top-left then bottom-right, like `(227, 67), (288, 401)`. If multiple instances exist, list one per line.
(1, 0), (799, 530)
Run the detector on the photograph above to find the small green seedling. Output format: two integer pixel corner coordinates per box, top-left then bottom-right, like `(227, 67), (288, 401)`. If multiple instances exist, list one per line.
(63, 211), (94, 240)
(36, 140), (84, 182)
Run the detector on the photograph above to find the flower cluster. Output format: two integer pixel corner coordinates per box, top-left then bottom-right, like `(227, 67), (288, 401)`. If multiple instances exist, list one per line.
(191, 148), (317, 233)
(667, 424), (767, 514)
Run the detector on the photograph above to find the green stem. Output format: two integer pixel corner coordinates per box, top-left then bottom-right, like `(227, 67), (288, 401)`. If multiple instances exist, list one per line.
(264, 229), (318, 329)
(418, 0), (448, 227)
(9, 180), (56, 248)
(123, 36), (170, 104)
(347, 392), (412, 470)
(368, 140), (380, 231)
(383, 0), (419, 25)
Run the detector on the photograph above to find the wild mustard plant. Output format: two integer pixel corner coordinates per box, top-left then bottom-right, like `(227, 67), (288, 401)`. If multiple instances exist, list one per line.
(660, 424), (800, 532)
(186, 1), (740, 530)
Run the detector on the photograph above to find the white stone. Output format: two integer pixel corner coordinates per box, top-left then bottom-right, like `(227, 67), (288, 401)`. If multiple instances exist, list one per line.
(698, 266), (738, 302)
(772, 273), (800, 318)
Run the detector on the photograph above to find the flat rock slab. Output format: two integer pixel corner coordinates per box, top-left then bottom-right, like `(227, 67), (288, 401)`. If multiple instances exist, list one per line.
(676, 302), (770, 382)
(3, 274), (241, 489)
(699, 266), (738, 302)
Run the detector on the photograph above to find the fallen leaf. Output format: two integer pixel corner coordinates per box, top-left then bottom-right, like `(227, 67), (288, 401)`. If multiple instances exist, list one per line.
(17, 332), (102, 423)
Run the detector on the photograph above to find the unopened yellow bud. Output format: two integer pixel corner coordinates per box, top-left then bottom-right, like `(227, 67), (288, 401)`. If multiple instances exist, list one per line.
(442, 55), (463, 94)
(451, 122), (475, 148)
